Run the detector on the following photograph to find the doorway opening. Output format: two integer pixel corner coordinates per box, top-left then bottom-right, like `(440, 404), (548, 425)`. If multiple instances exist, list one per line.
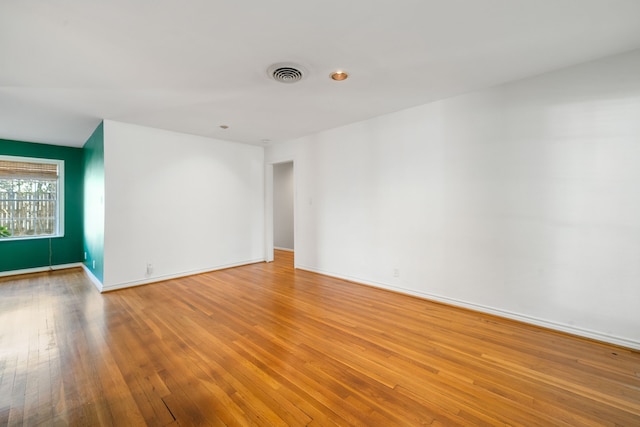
(265, 160), (294, 264)
(273, 161), (294, 253)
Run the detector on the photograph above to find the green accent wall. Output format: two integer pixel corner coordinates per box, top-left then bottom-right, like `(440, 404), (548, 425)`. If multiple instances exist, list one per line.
(82, 123), (105, 283)
(0, 139), (84, 272)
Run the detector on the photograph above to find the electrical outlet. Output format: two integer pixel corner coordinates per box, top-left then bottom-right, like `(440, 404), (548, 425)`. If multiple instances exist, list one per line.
(92, 260), (96, 269)
(84, 252), (87, 260)
(146, 263), (153, 275)
(393, 268), (400, 278)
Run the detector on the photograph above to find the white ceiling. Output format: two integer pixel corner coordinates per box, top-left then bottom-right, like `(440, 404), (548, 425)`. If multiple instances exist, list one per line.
(2, 0), (640, 148)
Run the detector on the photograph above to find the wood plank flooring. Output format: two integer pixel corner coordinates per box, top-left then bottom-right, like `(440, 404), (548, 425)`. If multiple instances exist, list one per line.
(1, 250), (639, 426)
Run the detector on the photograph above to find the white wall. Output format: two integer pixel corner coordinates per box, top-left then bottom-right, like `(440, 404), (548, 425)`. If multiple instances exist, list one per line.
(266, 49), (640, 349)
(103, 121), (265, 290)
(273, 162), (294, 250)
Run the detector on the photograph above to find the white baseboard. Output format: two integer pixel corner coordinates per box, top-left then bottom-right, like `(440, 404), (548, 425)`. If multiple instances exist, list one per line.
(82, 265), (104, 292)
(274, 247), (294, 252)
(100, 258), (265, 293)
(0, 262), (83, 278)
(296, 264), (640, 351)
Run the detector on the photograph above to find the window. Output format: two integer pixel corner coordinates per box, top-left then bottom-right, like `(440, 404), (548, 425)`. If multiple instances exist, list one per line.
(0, 156), (64, 240)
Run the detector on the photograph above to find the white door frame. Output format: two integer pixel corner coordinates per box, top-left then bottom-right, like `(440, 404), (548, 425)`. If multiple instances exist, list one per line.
(265, 159), (295, 263)
(265, 163), (274, 262)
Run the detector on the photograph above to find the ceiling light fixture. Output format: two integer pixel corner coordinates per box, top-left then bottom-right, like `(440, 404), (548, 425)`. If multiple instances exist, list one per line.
(330, 70), (349, 81)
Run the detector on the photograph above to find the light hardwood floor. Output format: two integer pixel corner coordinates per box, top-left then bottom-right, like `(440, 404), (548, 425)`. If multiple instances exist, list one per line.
(1, 250), (639, 426)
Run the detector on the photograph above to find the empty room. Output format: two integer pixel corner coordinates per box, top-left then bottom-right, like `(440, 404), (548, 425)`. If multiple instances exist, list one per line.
(1, 1), (640, 425)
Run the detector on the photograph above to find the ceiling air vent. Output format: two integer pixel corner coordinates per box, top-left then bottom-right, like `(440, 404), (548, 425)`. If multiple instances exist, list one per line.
(268, 63), (306, 84)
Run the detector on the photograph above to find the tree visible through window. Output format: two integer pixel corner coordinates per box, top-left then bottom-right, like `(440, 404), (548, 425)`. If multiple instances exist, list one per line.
(0, 156), (64, 239)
